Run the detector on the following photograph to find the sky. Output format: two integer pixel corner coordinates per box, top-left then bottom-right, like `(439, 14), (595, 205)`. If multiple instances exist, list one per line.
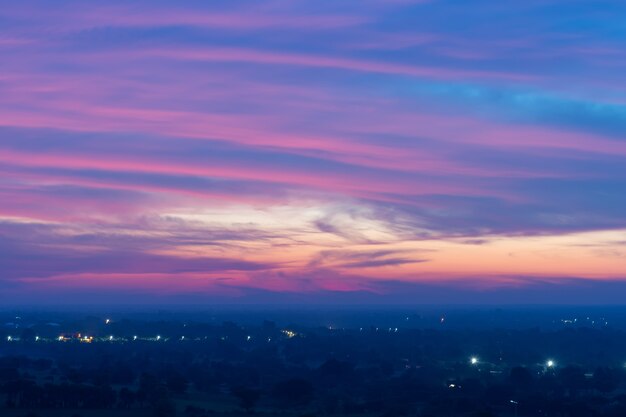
(0, 0), (625, 305)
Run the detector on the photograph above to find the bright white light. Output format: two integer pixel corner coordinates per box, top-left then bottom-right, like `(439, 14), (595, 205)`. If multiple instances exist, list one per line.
(470, 357), (478, 365)
(105, 319), (110, 324)
(156, 335), (161, 341)
(546, 360), (555, 368)
(109, 335), (113, 341)
(247, 335), (251, 341)
(133, 335), (137, 340)
(181, 336), (185, 340)
(35, 336), (39, 341)
(7, 336), (12, 342)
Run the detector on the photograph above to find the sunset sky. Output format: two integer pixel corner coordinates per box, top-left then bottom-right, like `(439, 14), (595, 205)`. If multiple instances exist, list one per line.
(1, 0), (625, 304)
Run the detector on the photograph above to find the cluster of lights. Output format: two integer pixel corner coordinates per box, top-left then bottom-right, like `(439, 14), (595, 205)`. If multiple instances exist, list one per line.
(282, 330), (297, 338)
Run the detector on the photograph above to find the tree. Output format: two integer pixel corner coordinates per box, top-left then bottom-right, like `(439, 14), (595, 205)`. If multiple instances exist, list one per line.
(593, 367), (621, 394)
(558, 366), (587, 396)
(272, 378), (313, 407)
(509, 366), (533, 389)
(153, 398), (176, 417)
(231, 386), (261, 413)
(166, 371), (188, 395)
(118, 387), (136, 409)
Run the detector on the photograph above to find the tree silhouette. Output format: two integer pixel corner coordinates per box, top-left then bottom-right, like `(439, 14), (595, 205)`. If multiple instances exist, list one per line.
(231, 386), (261, 413)
(272, 378), (313, 407)
(593, 367), (621, 394)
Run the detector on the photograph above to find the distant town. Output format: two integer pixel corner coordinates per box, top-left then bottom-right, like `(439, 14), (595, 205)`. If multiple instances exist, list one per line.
(0, 309), (626, 416)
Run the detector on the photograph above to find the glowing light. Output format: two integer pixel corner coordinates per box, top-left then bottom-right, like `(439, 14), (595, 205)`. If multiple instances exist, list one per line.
(470, 357), (478, 365)
(7, 336), (12, 342)
(105, 319), (111, 324)
(246, 335), (251, 341)
(156, 335), (161, 341)
(133, 335), (138, 340)
(281, 329), (297, 338)
(35, 336), (39, 341)
(546, 360), (555, 368)
(109, 335), (113, 341)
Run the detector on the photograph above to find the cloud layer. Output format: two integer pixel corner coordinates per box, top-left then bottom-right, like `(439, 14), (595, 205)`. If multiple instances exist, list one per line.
(0, 0), (625, 304)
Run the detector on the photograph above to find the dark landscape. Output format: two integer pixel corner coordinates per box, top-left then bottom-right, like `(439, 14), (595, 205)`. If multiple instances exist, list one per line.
(1, 308), (626, 417)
